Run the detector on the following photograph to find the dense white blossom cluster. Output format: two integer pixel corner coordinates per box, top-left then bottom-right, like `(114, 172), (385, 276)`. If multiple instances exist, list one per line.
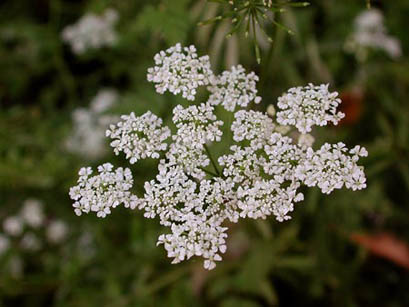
(231, 110), (275, 148)
(167, 103), (224, 179)
(147, 44), (213, 101)
(345, 9), (402, 60)
(296, 143), (368, 194)
(107, 111), (171, 164)
(0, 199), (68, 261)
(69, 163), (139, 218)
(207, 65), (261, 111)
(173, 103), (223, 145)
(276, 84), (345, 134)
(66, 89), (118, 159)
(62, 8), (119, 54)
(69, 44), (368, 270)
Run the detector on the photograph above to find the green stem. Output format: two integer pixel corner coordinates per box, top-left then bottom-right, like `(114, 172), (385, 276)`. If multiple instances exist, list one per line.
(204, 144), (221, 176)
(199, 167), (219, 177)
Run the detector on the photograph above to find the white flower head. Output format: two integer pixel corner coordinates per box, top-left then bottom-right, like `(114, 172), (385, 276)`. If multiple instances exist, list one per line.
(166, 143), (210, 180)
(69, 163), (140, 217)
(62, 8), (119, 54)
(46, 220), (69, 244)
(173, 103), (223, 147)
(208, 65), (261, 111)
(69, 44), (368, 271)
(345, 9), (402, 59)
(20, 199), (44, 229)
(157, 216), (228, 269)
(147, 43), (213, 101)
(276, 83), (345, 134)
(3, 216), (24, 237)
(237, 180), (303, 222)
(231, 110), (275, 149)
(296, 143), (368, 194)
(107, 111), (171, 164)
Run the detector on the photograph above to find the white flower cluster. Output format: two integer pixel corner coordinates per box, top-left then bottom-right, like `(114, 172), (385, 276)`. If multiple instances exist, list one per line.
(107, 111), (171, 164)
(345, 9), (402, 60)
(69, 163), (140, 218)
(296, 144), (368, 194)
(0, 199), (68, 259)
(90, 89), (118, 113)
(70, 44), (368, 270)
(66, 89), (119, 159)
(276, 84), (345, 134)
(147, 44), (213, 101)
(231, 110), (275, 148)
(62, 8), (119, 54)
(208, 65), (261, 111)
(168, 103), (223, 179)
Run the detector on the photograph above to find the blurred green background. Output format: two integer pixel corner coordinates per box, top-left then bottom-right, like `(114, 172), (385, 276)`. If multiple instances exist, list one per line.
(1, 0), (409, 306)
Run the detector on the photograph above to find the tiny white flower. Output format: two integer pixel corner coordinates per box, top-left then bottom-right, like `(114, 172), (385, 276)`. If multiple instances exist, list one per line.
(267, 104), (276, 117)
(3, 216), (24, 237)
(20, 199), (44, 229)
(46, 220), (69, 244)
